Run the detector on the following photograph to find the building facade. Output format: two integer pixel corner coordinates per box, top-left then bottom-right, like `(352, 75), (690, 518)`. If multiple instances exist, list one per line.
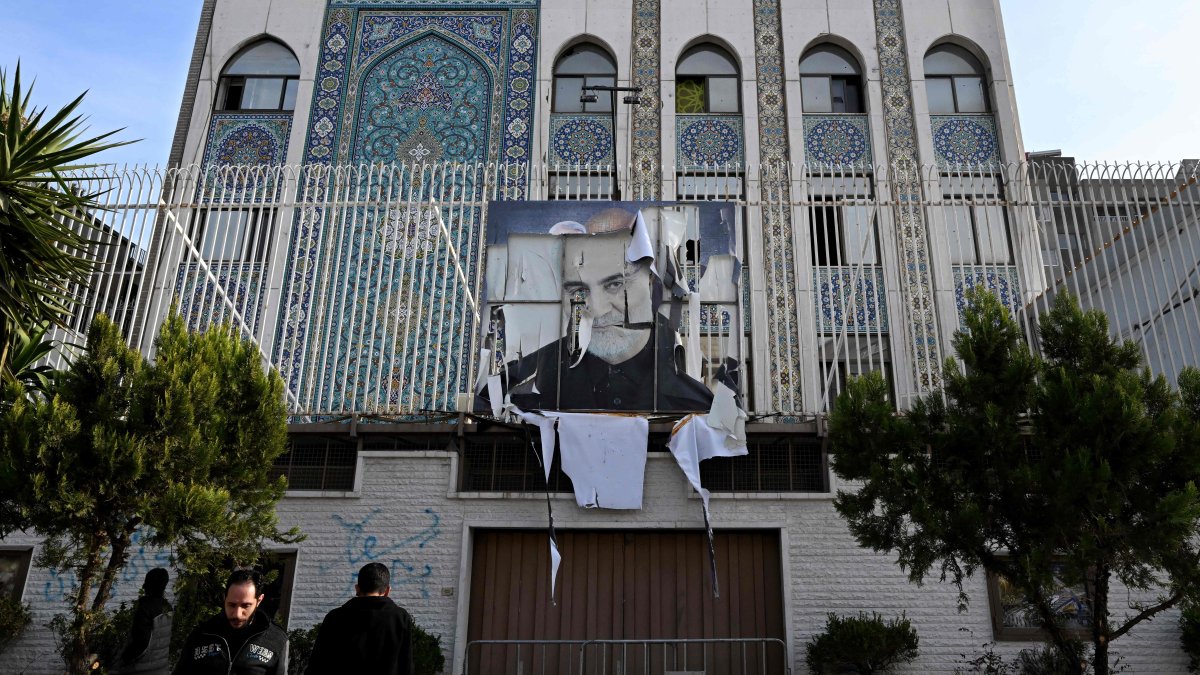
(3, 0), (1199, 673)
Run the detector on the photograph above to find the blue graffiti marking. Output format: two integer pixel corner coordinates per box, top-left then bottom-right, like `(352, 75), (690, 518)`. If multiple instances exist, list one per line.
(322, 508), (441, 598)
(121, 530), (172, 585)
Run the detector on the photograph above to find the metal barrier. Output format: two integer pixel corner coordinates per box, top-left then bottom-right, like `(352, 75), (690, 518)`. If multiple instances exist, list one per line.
(462, 637), (791, 675)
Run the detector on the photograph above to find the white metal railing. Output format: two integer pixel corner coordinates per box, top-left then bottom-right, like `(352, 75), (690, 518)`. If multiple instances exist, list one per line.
(44, 160), (1200, 418)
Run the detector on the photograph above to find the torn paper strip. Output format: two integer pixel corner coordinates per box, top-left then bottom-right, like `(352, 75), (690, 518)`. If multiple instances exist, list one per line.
(707, 381), (748, 446)
(518, 410), (558, 483)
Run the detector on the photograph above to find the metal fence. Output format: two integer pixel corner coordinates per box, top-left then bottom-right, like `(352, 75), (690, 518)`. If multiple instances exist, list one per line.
(45, 160), (1200, 418)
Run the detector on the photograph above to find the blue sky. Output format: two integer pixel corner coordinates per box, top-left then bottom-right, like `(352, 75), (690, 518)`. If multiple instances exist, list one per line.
(1, 0), (1195, 165)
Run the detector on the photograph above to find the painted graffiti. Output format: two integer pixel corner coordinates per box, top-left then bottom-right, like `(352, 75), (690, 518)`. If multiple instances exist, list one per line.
(41, 529), (170, 602)
(322, 508), (441, 598)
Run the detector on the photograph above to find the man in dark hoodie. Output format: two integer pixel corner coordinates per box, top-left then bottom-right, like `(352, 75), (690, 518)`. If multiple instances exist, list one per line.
(173, 569), (288, 675)
(306, 562), (415, 675)
(113, 567), (172, 674)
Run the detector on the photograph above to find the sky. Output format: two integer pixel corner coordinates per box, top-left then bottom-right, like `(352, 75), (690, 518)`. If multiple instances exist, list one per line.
(0, 0), (1196, 166)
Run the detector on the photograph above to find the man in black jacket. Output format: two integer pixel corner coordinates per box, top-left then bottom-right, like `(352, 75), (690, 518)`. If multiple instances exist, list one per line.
(173, 569), (288, 675)
(306, 563), (415, 675)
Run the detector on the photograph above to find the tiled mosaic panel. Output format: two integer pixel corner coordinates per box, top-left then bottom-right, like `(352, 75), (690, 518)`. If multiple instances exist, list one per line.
(279, 4), (538, 410)
(174, 263), (265, 334)
(201, 113), (292, 202)
(931, 114), (1000, 169)
(802, 115), (872, 166)
(549, 114), (614, 165)
(815, 267), (890, 334)
(753, 0), (803, 412)
(872, 0), (942, 388)
(676, 115), (745, 169)
(953, 265), (1021, 328)
(629, 0), (661, 197)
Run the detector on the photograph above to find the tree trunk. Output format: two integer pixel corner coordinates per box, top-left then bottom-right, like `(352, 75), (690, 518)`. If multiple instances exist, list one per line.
(91, 529), (133, 614)
(1093, 565), (1111, 675)
(66, 531), (105, 675)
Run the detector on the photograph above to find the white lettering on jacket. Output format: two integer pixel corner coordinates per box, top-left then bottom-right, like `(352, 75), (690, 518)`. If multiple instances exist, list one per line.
(247, 644), (275, 663)
(194, 643), (223, 660)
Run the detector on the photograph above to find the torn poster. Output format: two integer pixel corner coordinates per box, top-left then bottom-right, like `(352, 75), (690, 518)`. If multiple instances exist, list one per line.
(477, 201), (742, 413)
(520, 414), (562, 603)
(668, 413), (749, 597)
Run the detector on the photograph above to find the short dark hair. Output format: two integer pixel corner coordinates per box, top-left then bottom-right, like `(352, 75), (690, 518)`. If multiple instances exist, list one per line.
(357, 563), (390, 594)
(225, 569), (263, 596)
(143, 568), (169, 598)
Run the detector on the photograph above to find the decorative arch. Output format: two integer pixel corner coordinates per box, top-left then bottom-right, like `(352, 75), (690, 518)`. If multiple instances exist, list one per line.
(921, 35), (994, 77)
(671, 35), (743, 75)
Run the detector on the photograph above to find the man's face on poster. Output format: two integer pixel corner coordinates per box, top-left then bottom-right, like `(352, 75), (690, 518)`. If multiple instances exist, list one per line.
(561, 231), (654, 365)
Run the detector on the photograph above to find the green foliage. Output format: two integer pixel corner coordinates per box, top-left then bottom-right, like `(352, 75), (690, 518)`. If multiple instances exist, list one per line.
(286, 624), (321, 675)
(49, 602), (133, 673)
(413, 622), (446, 675)
(804, 612), (919, 674)
(955, 641), (1089, 675)
(0, 64), (131, 381)
(1181, 601), (1200, 672)
(0, 594), (32, 654)
(828, 289), (1200, 675)
(0, 313), (300, 673)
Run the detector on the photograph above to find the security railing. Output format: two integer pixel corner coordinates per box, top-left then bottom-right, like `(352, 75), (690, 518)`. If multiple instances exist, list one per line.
(44, 160), (1200, 419)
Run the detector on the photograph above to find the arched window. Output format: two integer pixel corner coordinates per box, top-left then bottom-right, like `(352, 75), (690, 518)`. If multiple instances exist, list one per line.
(800, 45), (864, 113)
(675, 44), (740, 114)
(924, 44), (988, 114)
(553, 44), (617, 113)
(217, 40), (300, 112)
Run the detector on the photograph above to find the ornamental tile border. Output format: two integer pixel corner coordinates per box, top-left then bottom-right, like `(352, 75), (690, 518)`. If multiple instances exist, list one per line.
(931, 114), (1000, 169)
(953, 265), (1021, 327)
(628, 0), (661, 198)
(675, 115), (745, 170)
(200, 113), (293, 202)
(802, 114), (872, 167)
(549, 113), (614, 165)
(753, 0), (802, 411)
(278, 3), (539, 398)
(814, 267), (890, 334)
(872, 0), (942, 389)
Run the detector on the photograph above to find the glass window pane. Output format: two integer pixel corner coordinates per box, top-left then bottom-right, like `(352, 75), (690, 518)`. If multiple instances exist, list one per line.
(800, 45), (860, 76)
(810, 206), (838, 266)
(556, 45), (616, 76)
(676, 77), (706, 114)
(585, 76), (614, 112)
(975, 205), (1011, 263)
(554, 77), (584, 112)
(677, 175), (743, 199)
(677, 46), (738, 76)
(282, 79), (298, 111)
(842, 78), (863, 113)
(955, 77), (987, 113)
(830, 79), (846, 113)
(202, 211), (250, 260)
(843, 206), (878, 264)
(218, 79), (244, 111)
(225, 42), (300, 76)
(927, 78), (956, 114)
(946, 205), (977, 264)
(242, 78), (285, 110)
(923, 45), (982, 76)
(708, 77), (739, 113)
(802, 77), (831, 113)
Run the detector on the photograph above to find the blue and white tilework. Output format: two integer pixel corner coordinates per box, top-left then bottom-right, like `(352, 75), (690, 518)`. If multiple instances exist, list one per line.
(815, 267), (890, 334)
(802, 115), (872, 166)
(629, 0), (661, 198)
(175, 263), (265, 334)
(872, 0), (943, 389)
(549, 114), (613, 165)
(676, 115), (744, 169)
(753, 0), (802, 412)
(201, 113), (292, 202)
(931, 114), (1000, 169)
(277, 2), (539, 412)
(953, 265), (1021, 327)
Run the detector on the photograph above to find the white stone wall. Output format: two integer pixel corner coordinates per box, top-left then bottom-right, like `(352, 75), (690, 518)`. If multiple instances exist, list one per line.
(0, 450), (1190, 673)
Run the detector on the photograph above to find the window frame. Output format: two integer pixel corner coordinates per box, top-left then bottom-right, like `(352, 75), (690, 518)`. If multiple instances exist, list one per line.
(799, 45), (865, 114)
(216, 41), (301, 112)
(675, 45), (742, 115)
(924, 45), (990, 114)
(809, 199), (881, 267)
(0, 547), (33, 601)
(941, 177), (1013, 265)
(194, 208), (275, 263)
(552, 44), (618, 114)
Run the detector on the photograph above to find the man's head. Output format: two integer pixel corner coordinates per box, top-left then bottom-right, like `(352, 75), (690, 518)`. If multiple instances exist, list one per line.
(143, 568), (169, 599)
(355, 562), (391, 597)
(561, 228), (654, 364)
(223, 569), (265, 629)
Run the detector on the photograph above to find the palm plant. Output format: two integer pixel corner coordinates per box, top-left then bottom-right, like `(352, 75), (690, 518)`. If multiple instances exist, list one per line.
(0, 64), (131, 380)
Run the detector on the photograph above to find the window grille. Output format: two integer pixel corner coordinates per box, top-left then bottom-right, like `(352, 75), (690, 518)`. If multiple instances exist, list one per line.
(700, 435), (827, 492)
(458, 434), (574, 493)
(271, 435), (358, 491)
